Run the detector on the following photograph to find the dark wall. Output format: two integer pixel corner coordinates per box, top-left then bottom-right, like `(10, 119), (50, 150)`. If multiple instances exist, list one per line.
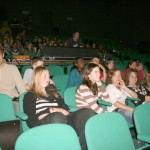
(1, 0), (150, 48)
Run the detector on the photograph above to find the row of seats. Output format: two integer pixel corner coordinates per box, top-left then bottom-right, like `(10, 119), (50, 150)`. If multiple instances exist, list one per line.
(0, 92), (150, 149)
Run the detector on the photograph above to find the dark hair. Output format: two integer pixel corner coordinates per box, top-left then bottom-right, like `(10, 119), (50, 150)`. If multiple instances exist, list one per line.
(82, 63), (99, 95)
(106, 68), (121, 85)
(127, 59), (137, 68)
(124, 69), (141, 87)
(70, 57), (84, 72)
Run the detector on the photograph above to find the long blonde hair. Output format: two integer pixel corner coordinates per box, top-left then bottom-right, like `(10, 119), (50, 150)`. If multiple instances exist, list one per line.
(30, 67), (49, 99)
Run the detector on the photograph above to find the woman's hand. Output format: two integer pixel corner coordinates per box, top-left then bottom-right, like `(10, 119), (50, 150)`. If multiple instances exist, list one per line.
(118, 80), (126, 89)
(96, 80), (102, 86)
(49, 108), (70, 116)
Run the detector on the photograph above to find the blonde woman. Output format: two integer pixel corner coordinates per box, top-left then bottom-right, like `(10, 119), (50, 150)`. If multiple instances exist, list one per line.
(23, 66), (95, 150)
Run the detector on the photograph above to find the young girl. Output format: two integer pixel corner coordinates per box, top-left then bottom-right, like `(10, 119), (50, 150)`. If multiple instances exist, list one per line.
(66, 57), (85, 88)
(23, 66), (95, 150)
(124, 69), (150, 106)
(76, 63), (110, 114)
(106, 68), (137, 123)
(90, 56), (107, 82)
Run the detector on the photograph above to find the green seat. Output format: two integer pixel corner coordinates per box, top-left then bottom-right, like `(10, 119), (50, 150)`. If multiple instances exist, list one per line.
(134, 104), (150, 144)
(46, 65), (64, 76)
(52, 74), (69, 97)
(15, 124), (81, 150)
(126, 96), (141, 109)
(0, 94), (17, 122)
(115, 62), (126, 71)
(85, 112), (135, 150)
(64, 86), (78, 112)
(0, 93), (26, 150)
(97, 98), (112, 110)
(18, 91), (30, 132)
(66, 64), (73, 74)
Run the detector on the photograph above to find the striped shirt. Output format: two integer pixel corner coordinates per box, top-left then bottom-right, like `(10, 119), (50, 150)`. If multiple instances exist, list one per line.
(36, 99), (58, 115)
(76, 83), (110, 113)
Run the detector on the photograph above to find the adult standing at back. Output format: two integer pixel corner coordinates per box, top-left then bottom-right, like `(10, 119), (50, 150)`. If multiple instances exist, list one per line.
(66, 31), (84, 48)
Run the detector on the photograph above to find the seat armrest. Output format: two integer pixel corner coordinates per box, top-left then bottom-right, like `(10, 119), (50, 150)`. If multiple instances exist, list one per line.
(15, 112), (28, 121)
(98, 99), (112, 106)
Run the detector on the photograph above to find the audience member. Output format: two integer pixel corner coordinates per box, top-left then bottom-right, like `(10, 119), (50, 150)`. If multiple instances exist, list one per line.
(106, 68), (137, 123)
(24, 41), (36, 56)
(76, 63), (110, 113)
(66, 57), (85, 88)
(66, 31), (84, 48)
(105, 58), (115, 74)
(0, 49), (26, 111)
(90, 56), (107, 82)
(23, 57), (44, 89)
(136, 61), (145, 80)
(23, 66), (95, 150)
(122, 60), (137, 77)
(124, 69), (150, 106)
(10, 41), (20, 55)
(145, 70), (150, 92)
(23, 56), (54, 89)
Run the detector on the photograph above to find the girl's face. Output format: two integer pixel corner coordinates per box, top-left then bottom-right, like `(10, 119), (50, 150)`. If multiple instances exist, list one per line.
(112, 70), (122, 85)
(129, 62), (137, 69)
(88, 66), (100, 83)
(137, 63), (143, 71)
(39, 70), (50, 88)
(76, 58), (85, 70)
(91, 57), (100, 65)
(128, 72), (138, 86)
(108, 61), (114, 70)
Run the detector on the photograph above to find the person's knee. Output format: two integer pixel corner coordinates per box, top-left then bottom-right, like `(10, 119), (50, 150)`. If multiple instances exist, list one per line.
(78, 108), (96, 120)
(50, 112), (68, 124)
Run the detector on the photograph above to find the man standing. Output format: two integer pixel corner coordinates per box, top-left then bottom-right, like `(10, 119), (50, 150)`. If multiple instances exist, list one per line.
(66, 31), (84, 48)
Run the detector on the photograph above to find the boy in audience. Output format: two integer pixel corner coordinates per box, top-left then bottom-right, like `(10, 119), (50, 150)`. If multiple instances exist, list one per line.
(23, 56), (54, 89)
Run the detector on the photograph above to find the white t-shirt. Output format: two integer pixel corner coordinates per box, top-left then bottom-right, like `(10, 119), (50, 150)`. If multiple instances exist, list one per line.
(106, 84), (130, 112)
(23, 68), (33, 85)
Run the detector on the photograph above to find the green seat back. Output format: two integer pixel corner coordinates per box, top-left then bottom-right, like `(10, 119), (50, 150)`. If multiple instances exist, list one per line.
(52, 74), (69, 97)
(85, 112), (135, 150)
(134, 104), (150, 143)
(46, 65), (64, 76)
(64, 86), (78, 112)
(19, 91), (30, 132)
(0, 94), (17, 122)
(15, 124), (81, 150)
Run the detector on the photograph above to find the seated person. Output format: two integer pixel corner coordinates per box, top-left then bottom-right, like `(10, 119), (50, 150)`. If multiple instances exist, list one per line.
(136, 61), (145, 81)
(90, 56), (107, 82)
(66, 31), (84, 48)
(0, 49), (26, 99)
(122, 60), (137, 77)
(23, 66), (95, 150)
(145, 70), (150, 92)
(66, 57), (85, 88)
(106, 68), (137, 124)
(76, 63), (110, 114)
(105, 58), (115, 74)
(23, 56), (54, 89)
(124, 69), (150, 106)
(10, 41), (20, 55)
(0, 49), (26, 111)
